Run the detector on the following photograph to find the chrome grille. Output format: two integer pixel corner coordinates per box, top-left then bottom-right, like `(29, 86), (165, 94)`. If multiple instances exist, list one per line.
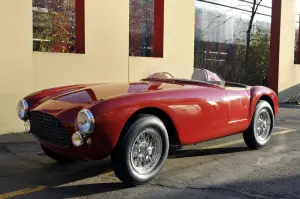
(29, 111), (71, 147)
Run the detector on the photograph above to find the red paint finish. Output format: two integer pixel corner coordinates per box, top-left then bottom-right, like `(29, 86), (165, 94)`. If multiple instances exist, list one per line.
(152, 0), (164, 57)
(75, 0), (85, 54)
(225, 88), (250, 123)
(268, 0), (281, 93)
(23, 78), (279, 161)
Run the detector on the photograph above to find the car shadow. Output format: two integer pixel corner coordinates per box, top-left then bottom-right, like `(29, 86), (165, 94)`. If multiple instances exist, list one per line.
(0, 141), (129, 197)
(0, 133), (249, 198)
(43, 162), (129, 196)
(45, 182), (129, 197)
(168, 146), (250, 159)
(24, 147), (250, 198)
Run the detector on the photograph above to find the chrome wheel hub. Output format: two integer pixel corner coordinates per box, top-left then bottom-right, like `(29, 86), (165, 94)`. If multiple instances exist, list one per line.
(255, 109), (271, 141)
(130, 128), (163, 175)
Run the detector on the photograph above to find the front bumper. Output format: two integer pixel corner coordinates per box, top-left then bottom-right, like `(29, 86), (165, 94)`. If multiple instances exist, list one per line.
(28, 110), (111, 161)
(38, 137), (107, 160)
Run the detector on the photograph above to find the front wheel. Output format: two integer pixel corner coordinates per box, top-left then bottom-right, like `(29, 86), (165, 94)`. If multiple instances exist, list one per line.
(111, 114), (169, 186)
(243, 100), (274, 150)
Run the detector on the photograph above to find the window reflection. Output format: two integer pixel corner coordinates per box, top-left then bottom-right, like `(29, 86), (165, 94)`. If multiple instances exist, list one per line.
(194, 0), (272, 86)
(32, 0), (84, 54)
(129, 0), (164, 57)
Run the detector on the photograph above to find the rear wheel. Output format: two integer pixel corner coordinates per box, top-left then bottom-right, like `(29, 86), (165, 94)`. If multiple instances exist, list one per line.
(243, 100), (274, 150)
(41, 144), (74, 163)
(111, 114), (169, 186)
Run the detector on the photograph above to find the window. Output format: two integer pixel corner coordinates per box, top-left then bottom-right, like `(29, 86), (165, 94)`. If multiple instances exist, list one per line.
(129, 0), (164, 57)
(32, 0), (85, 54)
(194, 0), (272, 86)
(295, 0), (300, 64)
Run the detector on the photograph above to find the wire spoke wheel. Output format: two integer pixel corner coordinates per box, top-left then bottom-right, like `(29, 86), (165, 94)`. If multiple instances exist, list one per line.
(255, 109), (271, 141)
(130, 128), (163, 175)
(243, 100), (274, 150)
(111, 114), (169, 186)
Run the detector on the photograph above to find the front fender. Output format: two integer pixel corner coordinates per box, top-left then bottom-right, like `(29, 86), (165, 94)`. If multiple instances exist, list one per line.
(89, 103), (175, 155)
(23, 84), (88, 110)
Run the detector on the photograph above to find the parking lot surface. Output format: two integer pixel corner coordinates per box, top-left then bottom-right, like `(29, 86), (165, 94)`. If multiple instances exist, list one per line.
(1, 105), (300, 199)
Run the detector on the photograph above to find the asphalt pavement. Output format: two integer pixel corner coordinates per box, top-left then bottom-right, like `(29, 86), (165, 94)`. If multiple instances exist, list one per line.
(1, 105), (300, 199)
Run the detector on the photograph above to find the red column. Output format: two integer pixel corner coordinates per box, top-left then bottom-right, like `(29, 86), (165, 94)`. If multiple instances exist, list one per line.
(268, 0), (282, 93)
(152, 0), (164, 57)
(75, 0), (85, 54)
(297, 15), (300, 64)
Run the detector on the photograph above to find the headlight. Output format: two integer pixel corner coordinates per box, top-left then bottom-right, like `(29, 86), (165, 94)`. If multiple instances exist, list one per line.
(17, 99), (28, 120)
(72, 132), (84, 147)
(76, 109), (95, 134)
(24, 120), (31, 132)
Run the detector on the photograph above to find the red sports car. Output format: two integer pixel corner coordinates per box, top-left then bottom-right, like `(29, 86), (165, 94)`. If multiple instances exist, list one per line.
(16, 69), (278, 186)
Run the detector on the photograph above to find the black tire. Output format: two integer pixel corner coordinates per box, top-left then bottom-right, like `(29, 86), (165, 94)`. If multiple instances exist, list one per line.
(41, 144), (74, 163)
(243, 100), (274, 150)
(111, 114), (169, 186)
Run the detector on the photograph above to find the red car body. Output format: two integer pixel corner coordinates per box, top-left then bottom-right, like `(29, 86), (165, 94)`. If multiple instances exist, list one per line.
(22, 71), (279, 161)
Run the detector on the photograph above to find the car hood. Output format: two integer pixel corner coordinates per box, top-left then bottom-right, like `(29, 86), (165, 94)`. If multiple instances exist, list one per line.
(53, 81), (185, 102)
(32, 81), (186, 115)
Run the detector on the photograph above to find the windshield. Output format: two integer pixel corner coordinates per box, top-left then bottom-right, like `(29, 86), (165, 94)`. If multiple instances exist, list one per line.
(144, 72), (174, 80)
(142, 69), (225, 86)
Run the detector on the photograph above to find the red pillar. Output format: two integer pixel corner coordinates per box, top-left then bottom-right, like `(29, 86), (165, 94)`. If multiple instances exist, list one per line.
(75, 0), (85, 54)
(297, 15), (300, 64)
(268, 0), (282, 93)
(152, 0), (164, 57)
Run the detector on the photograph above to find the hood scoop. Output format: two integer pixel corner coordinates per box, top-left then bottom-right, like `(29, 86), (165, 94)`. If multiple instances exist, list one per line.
(55, 89), (97, 103)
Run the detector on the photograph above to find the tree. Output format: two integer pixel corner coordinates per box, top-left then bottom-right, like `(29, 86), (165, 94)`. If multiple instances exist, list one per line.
(32, 0), (76, 53)
(129, 0), (154, 56)
(243, 0), (263, 80)
(194, 0), (271, 86)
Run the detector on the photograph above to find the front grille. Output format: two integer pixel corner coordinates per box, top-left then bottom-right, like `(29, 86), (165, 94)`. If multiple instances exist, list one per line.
(29, 111), (71, 147)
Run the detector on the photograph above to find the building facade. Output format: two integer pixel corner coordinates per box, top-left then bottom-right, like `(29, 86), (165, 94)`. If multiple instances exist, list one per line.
(0, 0), (298, 134)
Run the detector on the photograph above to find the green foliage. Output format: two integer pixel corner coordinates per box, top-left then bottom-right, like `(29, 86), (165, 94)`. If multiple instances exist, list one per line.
(33, 0), (76, 53)
(236, 27), (270, 85)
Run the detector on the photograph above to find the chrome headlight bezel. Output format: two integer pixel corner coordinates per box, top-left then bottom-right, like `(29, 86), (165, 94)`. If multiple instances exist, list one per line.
(17, 99), (28, 120)
(24, 120), (31, 132)
(76, 109), (95, 135)
(72, 131), (84, 147)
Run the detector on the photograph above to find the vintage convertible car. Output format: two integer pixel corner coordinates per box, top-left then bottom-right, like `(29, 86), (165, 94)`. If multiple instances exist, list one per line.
(16, 69), (278, 186)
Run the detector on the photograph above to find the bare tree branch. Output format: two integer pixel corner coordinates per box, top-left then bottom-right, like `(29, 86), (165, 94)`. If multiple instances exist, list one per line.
(242, 0), (263, 80)
(129, 2), (153, 25)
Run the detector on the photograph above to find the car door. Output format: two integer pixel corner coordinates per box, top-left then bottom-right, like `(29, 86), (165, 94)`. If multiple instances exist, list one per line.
(224, 87), (250, 122)
(178, 84), (230, 144)
(224, 86), (250, 133)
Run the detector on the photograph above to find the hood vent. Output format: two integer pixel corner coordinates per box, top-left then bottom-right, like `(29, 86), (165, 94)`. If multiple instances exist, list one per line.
(56, 90), (94, 103)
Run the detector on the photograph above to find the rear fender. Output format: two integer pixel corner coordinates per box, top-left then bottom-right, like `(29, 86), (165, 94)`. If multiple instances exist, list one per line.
(248, 86), (279, 121)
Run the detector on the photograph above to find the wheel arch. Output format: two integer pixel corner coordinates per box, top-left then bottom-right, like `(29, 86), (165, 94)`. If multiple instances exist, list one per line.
(119, 107), (180, 146)
(249, 95), (275, 121)
(258, 95), (275, 114)
(248, 85), (279, 122)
